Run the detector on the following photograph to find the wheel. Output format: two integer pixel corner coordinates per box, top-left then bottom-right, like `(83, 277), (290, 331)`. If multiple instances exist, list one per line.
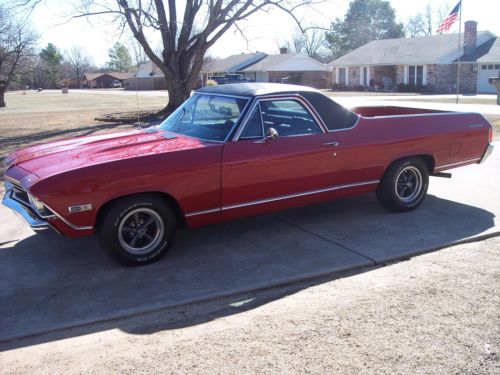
(376, 157), (429, 212)
(98, 195), (177, 266)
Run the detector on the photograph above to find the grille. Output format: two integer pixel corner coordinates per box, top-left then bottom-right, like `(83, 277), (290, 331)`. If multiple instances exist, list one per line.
(11, 185), (31, 206)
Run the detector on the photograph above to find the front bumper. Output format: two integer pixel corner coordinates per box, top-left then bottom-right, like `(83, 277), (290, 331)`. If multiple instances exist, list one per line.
(480, 143), (494, 164)
(2, 182), (50, 229)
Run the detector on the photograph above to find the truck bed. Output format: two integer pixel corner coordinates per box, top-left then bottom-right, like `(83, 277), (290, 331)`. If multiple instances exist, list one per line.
(350, 106), (447, 117)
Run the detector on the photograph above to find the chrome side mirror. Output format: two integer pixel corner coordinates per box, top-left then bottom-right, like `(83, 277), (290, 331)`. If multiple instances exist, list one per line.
(254, 127), (279, 144)
(265, 127), (278, 142)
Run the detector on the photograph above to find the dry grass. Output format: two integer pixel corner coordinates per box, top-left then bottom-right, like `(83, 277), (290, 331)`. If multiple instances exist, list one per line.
(0, 91), (167, 160)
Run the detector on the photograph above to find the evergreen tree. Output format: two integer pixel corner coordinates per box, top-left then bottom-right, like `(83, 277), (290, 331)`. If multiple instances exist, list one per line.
(326, 0), (404, 58)
(39, 43), (63, 88)
(107, 42), (132, 72)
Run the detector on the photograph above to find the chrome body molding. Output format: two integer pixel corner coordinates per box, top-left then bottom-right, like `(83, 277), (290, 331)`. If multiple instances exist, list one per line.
(435, 157), (481, 171)
(2, 182), (93, 231)
(185, 180), (380, 217)
(184, 207), (221, 218)
(42, 202), (94, 231)
(479, 143), (494, 164)
(68, 204), (93, 214)
(2, 187), (50, 229)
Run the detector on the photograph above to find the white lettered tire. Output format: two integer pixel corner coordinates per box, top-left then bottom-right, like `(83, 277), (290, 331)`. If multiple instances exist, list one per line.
(376, 157), (429, 212)
(99, 195), (177, 265)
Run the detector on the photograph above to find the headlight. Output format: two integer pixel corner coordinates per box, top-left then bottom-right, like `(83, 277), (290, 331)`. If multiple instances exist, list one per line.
(28, 194), (55, 218)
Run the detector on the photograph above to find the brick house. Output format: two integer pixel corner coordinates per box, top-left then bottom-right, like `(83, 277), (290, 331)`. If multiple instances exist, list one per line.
(201, 52), (267, 82)
(241, 49), (330, 89)
(328, 21), (500, 94)
(202, 49), (330, 89)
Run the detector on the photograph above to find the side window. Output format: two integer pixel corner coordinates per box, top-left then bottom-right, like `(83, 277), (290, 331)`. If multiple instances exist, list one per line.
(240, 106), (263, 140)
(259, 99), (322, 137)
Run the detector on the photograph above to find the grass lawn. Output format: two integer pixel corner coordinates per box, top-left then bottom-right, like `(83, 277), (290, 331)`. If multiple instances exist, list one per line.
(0, 90), (167, 161)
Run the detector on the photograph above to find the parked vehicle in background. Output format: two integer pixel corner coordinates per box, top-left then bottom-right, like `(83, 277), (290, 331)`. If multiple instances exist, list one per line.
(2, 83), (494, 266)
(211, 74), (252, 85)
(111, 80), (122, 88)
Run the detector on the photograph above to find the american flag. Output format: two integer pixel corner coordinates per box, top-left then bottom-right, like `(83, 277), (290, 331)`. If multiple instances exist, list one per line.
(436, 1), (461, 34)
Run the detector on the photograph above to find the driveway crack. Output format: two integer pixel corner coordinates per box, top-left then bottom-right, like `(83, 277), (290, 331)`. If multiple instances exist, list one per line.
(277, 216), (377, 264)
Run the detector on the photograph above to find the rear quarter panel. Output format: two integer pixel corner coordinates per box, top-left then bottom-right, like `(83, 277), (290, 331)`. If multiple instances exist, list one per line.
(334, 112), (490, 182)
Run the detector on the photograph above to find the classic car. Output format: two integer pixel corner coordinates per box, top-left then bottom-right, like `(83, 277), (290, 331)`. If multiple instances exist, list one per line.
(2, 83), (494, 265)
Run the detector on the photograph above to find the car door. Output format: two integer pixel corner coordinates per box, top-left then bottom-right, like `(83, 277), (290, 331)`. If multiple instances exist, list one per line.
(221, 96), (345, 219)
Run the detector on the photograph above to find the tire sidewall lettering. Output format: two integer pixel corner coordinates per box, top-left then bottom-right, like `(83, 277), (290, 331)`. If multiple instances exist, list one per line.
(113, 202), (153, 228)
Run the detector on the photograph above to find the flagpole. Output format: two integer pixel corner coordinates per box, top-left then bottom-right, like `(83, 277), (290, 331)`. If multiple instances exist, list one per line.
(456, 0), (463, 104)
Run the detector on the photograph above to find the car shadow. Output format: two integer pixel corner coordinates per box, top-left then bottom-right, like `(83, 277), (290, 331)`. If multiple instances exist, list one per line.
(0, 193), (496, 350)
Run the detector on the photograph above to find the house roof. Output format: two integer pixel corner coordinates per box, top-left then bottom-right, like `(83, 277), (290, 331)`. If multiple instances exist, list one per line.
(202, 53), (267, 73)
(84, 72), (133, 81)
(477, 37), (500, 62)
(134, 61), (165, 78)
(242, 53), (328, 72)
(329, 31), (496, 66)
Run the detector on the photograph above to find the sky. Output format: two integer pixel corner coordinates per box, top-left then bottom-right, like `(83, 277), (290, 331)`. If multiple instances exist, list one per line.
(28, 0), (500, 66)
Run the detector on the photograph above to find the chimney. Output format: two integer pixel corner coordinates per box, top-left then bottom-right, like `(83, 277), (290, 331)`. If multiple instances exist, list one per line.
(280, 47), (289, 54)
(464, 20), (477, 55)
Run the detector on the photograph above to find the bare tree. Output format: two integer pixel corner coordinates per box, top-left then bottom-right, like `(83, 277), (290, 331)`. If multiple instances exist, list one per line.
(65, 0), (318, 112)
(0, 6), (37, 107)
(405, 2), (451, 37)
(128, 38), (148, 68)
(65, 45), (92, 88)
(284, 27), (328, 61)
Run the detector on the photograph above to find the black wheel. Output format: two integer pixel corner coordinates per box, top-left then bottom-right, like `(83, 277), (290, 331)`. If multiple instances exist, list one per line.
(98, 195), (177, 266)
(376, 157), (429, 212)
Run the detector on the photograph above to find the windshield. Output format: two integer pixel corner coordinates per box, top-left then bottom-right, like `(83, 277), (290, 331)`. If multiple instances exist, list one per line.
(160, 94), (249, 142)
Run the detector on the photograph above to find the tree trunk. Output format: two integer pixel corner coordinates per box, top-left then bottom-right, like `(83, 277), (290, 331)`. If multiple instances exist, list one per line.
(162, 78), (191, 115)
(0, 83), (6, 108)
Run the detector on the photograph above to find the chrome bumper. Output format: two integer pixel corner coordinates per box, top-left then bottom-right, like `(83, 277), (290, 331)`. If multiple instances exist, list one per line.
(480, 143), (494, 164)
(2, 183), (49, 229)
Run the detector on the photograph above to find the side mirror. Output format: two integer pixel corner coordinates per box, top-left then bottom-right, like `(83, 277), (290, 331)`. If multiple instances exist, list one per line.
(265, 127), (279, 142)
(254, 127), (279, 144)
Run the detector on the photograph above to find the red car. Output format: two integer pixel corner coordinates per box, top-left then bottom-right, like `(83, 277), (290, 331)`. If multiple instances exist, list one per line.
(2, 83), (494, 265)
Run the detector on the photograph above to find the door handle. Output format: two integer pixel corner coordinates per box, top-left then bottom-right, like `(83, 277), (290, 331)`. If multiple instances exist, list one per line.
(322, 141), (340, 147)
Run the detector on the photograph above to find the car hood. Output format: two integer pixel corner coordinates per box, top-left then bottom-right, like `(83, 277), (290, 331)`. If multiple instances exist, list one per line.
(5, 128), (210, 180)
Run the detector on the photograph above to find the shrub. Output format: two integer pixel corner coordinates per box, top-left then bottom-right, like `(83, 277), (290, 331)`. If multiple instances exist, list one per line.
(205, 79), (218, 86)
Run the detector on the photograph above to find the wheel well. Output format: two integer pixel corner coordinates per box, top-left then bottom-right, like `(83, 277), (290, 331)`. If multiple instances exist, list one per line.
(378, 155), (435, 188)
(389, 154), (435, 174)
(418, 154), (435, 173)
(95, 192), (186, 232)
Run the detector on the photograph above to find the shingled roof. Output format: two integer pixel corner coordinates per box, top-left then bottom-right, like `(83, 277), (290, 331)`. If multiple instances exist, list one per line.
(242, 53), (328, 72)
(202, 53), (267, 73)
(84, 72), (133, 81)
(477, 37), (500, 63)
(329, 31), (496, 66)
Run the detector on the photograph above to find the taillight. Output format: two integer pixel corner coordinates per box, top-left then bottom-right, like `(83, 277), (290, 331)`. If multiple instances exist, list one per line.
(489, 125), (493, 143)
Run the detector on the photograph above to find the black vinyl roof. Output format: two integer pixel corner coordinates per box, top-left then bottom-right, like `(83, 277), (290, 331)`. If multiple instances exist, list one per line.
(196, 83), (359, 131)
(196, 82), (320, 97)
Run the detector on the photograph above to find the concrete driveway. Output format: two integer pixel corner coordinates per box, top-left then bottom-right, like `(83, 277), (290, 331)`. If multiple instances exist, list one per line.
(1, 144), (498, 344)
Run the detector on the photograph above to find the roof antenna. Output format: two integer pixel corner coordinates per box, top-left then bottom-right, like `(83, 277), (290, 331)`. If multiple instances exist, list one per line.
(135, 75), (141, 129)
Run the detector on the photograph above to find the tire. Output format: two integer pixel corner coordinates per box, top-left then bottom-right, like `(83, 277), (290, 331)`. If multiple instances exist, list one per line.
(98, 195), (177, 266)
(376, 157), (429, 212)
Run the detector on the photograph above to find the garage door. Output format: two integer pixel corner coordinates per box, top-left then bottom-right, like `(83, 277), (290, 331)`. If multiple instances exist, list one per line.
(478, 64), (500, 93)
